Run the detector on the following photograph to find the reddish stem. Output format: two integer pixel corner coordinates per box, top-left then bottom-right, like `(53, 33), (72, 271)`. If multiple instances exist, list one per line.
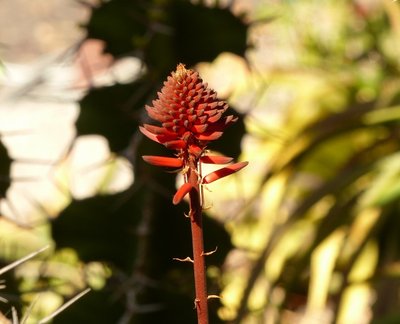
(187, 158), (209, 324)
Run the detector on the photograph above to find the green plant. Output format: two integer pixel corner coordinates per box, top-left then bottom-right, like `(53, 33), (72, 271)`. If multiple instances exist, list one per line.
(0, 246), (91, 323)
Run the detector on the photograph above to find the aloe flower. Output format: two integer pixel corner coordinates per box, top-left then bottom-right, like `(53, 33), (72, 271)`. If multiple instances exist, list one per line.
(140, 63), (248, 204)
(140, 63), (247, 324)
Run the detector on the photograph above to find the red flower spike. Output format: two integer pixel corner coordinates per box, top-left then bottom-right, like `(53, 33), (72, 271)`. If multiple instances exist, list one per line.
(202, 161), (249, 184)
(140, 63), (248, 323)
(141, 63), (248, 202)
(173, 183), (193, 205)
(142, 156), (183, 168)
(140, 63), (237, 149)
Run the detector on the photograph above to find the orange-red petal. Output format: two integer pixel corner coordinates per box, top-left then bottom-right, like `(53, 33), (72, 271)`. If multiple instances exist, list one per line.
(143, 124), (176, 136)
(197, 131), (223, 141)
(173, 183), (193, 205)
(202, 161), (248, 184)
(164, 140), (187, 149)
(140, 126), (179, 145)
(142, 156), (183, 168)
(139, 126), (162, 144)
(200, 155), (233, 164)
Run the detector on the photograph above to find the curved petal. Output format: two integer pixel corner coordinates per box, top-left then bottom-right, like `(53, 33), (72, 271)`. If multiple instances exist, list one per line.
(143, 124), (177, 137)
(173, 183), (193, 205)
(200, 155), (233, 164)
(202, 161), (248, 184)
(164, 140), (187, 150)
(142, 156), (183, 168)
(139, 126), (163, 144)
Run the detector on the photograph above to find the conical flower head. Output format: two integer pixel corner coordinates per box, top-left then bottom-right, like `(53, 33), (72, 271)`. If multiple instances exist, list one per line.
(140, 64), (237, 155)
(140, 64), (248, 205)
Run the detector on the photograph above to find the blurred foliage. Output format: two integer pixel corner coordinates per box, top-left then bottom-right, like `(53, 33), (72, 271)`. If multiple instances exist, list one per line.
(2, 0), (400, 323)
(207, 1), (400, 323)
(84, 0), (247, 74)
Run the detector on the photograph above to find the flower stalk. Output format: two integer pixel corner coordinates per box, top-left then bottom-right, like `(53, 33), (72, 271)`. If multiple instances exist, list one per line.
(187, 156), (208, 323)
(140, 63), (248, 324)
